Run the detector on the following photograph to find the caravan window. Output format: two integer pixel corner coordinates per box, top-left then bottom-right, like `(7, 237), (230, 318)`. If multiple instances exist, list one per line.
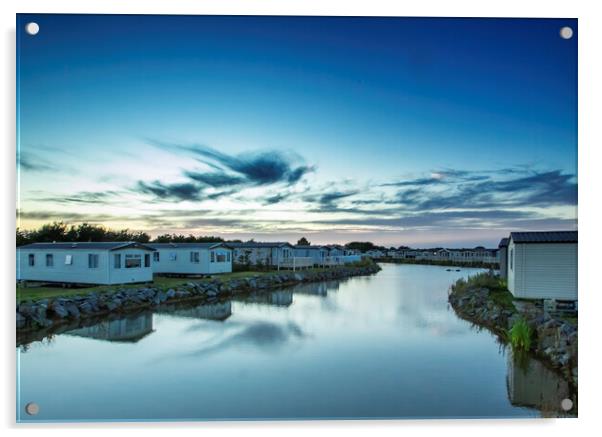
(144, 253), (151, 267)
(125, 254), (142, 268)
(65, 254), (73, 265)
(216, 253), (226, 262)
(114, 254), (121, 268)
(226, 251), (230, 262)
(210, 252), (215, 263)
(510, 249), (513, 270)
(153, 252), (160, 262)
(46, 254), (53, 267)
(190, 252), (200, 263)
(88, 254), (99, 268)
(28, 254), (35, 266)
(169, 252), (177, 261)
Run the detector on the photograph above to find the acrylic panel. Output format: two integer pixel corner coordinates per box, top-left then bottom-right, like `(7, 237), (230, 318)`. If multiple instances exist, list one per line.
(16, 14), (578, 422)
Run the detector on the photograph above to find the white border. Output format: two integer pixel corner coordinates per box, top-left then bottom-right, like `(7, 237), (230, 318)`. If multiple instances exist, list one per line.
(2, 1), (601, 436)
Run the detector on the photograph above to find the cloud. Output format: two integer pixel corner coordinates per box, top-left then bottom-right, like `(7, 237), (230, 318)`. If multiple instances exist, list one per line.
(388, 169), (577, 211)
(137, 141), (315, 203)
(303, 189), (360, 211)
(153, 140), (314, 186)
(35, 191), (121, 205)
(17, 152), (58, 172)
(17, 210), (117, 222)
(183, 172), (246, 188)
(136, 181), (203, 202)
(263, 192), (291, 205)
(313, 209), (576, 231)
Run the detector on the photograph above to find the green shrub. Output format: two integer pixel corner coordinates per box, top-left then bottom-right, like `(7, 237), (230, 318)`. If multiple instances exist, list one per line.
(509, 318), (533, 351)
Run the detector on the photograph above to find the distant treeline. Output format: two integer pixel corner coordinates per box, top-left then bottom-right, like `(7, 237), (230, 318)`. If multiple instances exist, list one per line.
(16, 222), (228, 246)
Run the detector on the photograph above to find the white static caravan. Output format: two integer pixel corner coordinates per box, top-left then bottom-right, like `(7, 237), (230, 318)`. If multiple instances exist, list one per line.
(17, 242), (155, 285)
(229, 242), (295, 267)
(325, 245), (346, 257)
(147, 243), (233, 275)
(293, 245), (328, 266)
(507, 231), (577, 301)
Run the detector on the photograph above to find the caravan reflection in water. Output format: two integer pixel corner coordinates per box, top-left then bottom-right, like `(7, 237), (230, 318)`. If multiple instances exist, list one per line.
(507, 351), (576, 417)
(236, 290), (293, 307)
(65, 313), (154, 343)
(157, 301), (232, 322)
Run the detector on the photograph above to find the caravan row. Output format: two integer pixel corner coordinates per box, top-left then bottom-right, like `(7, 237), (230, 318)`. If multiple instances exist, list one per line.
(16, 241), (362, 286)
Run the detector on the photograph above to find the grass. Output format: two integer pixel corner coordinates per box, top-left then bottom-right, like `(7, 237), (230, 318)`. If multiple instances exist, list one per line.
(16, 261), (377, 303)
(508, 318), (533, 351)
(452, 272), (515, 311)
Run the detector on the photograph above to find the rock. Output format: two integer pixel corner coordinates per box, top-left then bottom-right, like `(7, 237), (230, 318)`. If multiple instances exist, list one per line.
(50, 302), (69, 318)
(79, 302), (93, 314)
(166, 289), (176, 299)
(16, 312), (26, 329)
(65, 303), (80, 319)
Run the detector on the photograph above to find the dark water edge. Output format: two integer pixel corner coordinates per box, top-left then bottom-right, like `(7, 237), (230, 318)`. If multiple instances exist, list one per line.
(17, 264), (574, 421)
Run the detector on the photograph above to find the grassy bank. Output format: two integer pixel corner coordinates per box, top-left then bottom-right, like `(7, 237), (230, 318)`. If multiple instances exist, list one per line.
(451, 272), (515, 311)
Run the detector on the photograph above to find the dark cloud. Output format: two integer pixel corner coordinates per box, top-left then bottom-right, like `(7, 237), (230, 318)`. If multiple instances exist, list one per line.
(18, 152), (57, 172)
(17, 210), (117, 222)
(138, 141), (315, 203)
(304, 190), (360, 211)
(136, 181), (203, 202)
(183, 171), (246, 188)
(152, 140), (314, 188)
(263, 192), (291, 205)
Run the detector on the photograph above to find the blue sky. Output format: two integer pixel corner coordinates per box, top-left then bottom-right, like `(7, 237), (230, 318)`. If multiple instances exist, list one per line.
(17, 15), (577, 247)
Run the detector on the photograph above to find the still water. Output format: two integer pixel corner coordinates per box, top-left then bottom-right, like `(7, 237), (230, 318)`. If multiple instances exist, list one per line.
(17, 264), (570, 421)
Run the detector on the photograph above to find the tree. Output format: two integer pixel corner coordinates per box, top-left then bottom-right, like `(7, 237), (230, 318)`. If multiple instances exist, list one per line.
(345, 241), (376, 252)
(33, 221), (68, 242)
(16, 228), (31, 246)
(297, 237), (311, 246)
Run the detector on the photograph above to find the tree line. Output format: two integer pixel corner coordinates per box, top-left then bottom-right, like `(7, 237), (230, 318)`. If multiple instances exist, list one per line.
(16, 222), (224, 246)
(16, 222), (401, 251)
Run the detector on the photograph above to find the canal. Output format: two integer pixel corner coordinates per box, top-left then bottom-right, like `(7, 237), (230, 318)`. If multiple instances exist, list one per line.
(17, 264), (570, 421)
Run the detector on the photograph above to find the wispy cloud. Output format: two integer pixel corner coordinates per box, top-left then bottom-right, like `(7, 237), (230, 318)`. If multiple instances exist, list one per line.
(392, 169), (577, 211)
(35, 191), (122, 205)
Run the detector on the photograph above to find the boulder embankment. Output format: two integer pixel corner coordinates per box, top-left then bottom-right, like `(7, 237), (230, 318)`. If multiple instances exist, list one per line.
(17, 263), (381, 335)
(448, 273), (577, 387)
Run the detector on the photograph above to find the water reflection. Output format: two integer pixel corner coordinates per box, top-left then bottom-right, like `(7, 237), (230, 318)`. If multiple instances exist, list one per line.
(157, 301), (232, 321)
(289, 280), (340, 296)
(506, 351), (576, 417)
(17, 264), (574, 421)
(183, 321), (306, 359)
(235, 290), (293, 307)
(65, 312), (154, 343)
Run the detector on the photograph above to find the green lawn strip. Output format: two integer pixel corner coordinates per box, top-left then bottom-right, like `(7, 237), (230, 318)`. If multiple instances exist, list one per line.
(16, 266), (347, 303)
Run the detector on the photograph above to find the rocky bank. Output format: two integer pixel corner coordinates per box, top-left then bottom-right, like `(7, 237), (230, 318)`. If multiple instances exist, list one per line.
(17, 263), (381, 334)
(448, 284), (578, 387)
